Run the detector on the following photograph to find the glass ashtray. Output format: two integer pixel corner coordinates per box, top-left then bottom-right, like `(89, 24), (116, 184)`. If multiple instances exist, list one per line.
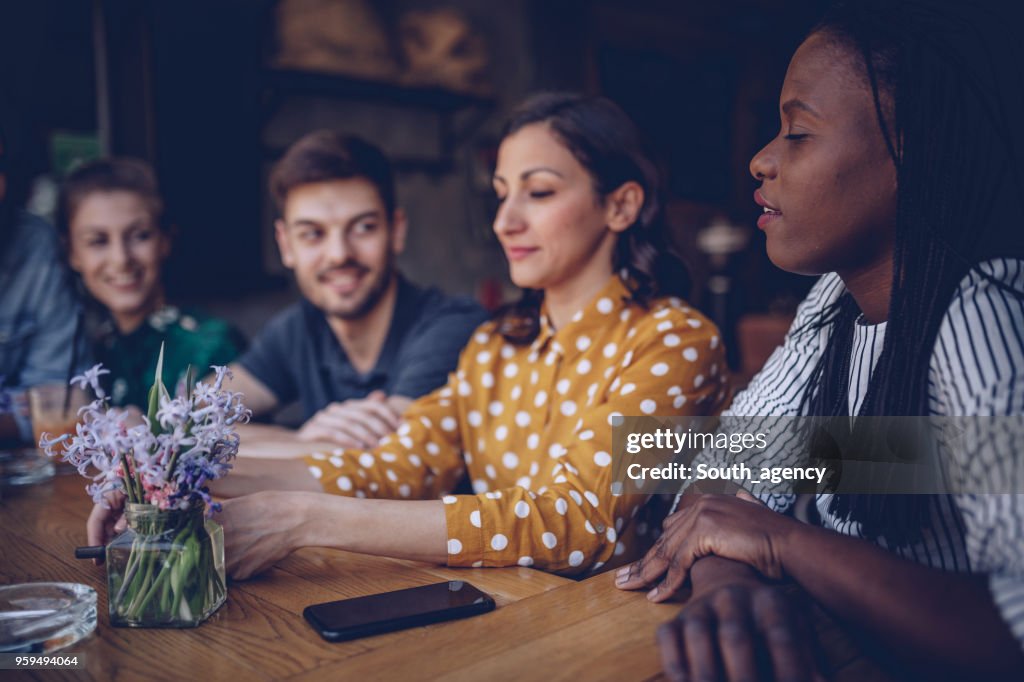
(0, 449), (56, 486)
(0, 583), (97, 653)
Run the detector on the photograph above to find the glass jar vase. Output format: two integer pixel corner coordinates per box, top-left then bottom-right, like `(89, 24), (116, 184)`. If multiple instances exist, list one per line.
(105, 503), (226, 627)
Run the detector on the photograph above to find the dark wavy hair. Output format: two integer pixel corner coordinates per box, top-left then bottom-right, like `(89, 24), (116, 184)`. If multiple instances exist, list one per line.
(57, 157), (167, 239)
(494, 93), (691, 344)
(799, 0), (1024, 542)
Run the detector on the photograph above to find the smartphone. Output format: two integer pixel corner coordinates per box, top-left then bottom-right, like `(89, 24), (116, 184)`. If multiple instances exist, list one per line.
(303, 580), (496, 642)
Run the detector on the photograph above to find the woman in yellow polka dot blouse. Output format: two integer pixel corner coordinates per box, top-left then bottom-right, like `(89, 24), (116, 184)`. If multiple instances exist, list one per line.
(91, 94), (728, 579)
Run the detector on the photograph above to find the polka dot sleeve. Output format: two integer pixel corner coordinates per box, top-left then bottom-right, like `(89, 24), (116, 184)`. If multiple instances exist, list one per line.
(303, 377), (467, 500)
(442, 315), (727, 576)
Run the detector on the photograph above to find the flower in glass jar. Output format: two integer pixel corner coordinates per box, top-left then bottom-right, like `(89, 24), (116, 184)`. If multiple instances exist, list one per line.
(39, 346), (251, 516)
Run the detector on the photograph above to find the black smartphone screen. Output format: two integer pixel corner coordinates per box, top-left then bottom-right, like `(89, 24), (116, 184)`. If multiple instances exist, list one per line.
(303, 580), (496, 642)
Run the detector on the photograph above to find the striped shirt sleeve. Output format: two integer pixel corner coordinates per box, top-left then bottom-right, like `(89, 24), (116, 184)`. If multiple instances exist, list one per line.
(934, 259), (1024, 647)
(675, 273), (846, 512)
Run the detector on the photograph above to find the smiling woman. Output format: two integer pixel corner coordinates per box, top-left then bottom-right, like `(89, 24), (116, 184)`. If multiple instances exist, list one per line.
(58, 159), (244, 408)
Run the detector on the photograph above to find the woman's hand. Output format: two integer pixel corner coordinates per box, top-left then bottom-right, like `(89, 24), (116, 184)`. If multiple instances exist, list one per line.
(218, 491), (312, 580)
(616, 491), (802, 601)
(86, 490), (127, 564)
(657, 571), (826, 682)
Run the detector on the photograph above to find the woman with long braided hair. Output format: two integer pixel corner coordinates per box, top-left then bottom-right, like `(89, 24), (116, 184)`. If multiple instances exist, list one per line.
(617, 0), (1024, 679)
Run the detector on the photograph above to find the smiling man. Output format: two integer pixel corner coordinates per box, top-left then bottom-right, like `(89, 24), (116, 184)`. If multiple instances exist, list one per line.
(227, 131), (487, 448)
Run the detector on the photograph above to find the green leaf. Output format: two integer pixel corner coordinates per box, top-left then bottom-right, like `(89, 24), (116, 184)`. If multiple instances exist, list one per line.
(147, 342), (170, 435)
(184, 364), (194, 401)
(147, 382), (161, 436)
(155, 342), (170, 401)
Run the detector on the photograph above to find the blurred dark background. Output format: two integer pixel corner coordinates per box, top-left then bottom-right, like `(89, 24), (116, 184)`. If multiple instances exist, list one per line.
(0, 0), (828, 374)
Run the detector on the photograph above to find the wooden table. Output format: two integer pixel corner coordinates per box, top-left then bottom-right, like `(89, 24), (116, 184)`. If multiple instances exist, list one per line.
(2, 463), (891, 681)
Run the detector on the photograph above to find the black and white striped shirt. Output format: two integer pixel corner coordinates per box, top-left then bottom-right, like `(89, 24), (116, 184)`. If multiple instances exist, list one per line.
(699, 258), (1024, 646)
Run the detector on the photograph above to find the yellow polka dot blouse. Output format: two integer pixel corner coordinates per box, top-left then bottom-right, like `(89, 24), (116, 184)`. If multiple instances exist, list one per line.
(303, 275), (728, 576)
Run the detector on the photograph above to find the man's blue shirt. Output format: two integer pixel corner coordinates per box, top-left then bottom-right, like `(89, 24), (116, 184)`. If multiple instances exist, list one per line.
(238, 276), (488, 422)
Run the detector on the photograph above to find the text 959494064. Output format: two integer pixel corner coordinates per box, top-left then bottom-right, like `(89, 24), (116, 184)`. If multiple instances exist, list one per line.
(0, 654), (84, 669)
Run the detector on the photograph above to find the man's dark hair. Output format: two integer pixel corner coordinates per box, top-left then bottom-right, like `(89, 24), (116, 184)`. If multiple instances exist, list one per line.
(269, 131), (396, 218)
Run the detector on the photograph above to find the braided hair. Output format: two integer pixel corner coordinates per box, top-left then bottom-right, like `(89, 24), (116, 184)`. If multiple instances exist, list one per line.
(800, 0), (1024, 542)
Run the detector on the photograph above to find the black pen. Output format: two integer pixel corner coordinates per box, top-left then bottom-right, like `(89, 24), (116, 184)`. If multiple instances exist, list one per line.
(74, 545), (105, 560)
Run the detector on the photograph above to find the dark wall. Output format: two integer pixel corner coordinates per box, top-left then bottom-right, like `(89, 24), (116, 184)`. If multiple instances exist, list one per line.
(3, 0), (830, 318)
(105, 0), (272, 297)
(526, 0), (826, 313)
(0, 1), (96, 181)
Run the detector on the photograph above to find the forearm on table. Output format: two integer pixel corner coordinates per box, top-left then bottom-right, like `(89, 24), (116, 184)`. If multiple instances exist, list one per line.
(233, 423), (334, 458)
(213, 457), (322, 496)
(779, 522), (1023, 674)
(297, 494), (447, 564)
(220, 364), (279, 417)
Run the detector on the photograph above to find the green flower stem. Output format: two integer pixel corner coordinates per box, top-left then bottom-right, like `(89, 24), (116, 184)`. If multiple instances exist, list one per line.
(165, 451), (181, 482)
(128, 545), (175, 618)
(118, 451), (138, 503)
(137, 558), (177, 617)
(111, 505), (224, 626)
(120, 520), (201, 621)
(169, 531), (196, 612)
(126, 533), (164, 618)
(123, 542), (157, 616)
(158, 568), (171, 616)
(163, 418), (192, 479)
(114, 536), (145, 605)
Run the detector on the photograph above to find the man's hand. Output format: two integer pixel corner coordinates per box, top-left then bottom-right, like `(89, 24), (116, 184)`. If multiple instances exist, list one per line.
(218, 491), (311, 580)
(656, 571), (826, 682)
(296, 391), (403, 448)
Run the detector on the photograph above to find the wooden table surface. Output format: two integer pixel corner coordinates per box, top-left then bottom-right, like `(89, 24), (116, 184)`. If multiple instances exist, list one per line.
(2, 458), (892, 681)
